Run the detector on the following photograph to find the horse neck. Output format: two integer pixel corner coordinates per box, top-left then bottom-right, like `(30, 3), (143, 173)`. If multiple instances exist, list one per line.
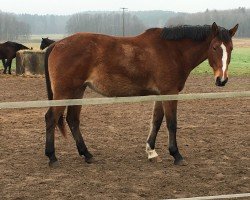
(47, 40), (55, 45)
(18, 44), (29, 50)
(145, 29), (212, 74)
(176, 38), (212, 73)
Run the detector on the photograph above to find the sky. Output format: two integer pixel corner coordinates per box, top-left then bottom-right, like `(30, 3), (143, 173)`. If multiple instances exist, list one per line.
(0, 0), (249, 15)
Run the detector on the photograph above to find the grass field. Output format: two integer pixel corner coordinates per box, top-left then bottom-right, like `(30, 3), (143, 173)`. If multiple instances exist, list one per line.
(1, 39), (250, 76)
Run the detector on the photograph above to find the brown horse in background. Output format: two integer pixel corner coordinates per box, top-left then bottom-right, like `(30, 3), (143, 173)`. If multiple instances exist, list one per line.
(40, 38), (55, 50)
(0, 41), (30, 74)
(44, 22), (238, 167)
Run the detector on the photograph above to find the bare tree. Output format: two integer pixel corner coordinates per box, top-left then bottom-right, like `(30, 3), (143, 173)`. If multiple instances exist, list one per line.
(166, 8), (250, 37)
(0, 11), (31, 41)
(66, 12), (146, 36)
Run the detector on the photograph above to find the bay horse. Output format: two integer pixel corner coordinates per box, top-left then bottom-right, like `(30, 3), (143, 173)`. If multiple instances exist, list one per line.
(40, 38), (55, 50)
(0, 41), (30, 74)
(44, 22), (238, 167)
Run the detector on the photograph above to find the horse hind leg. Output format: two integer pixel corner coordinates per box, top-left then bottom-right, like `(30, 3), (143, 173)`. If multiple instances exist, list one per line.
(45, 106), (66, 167)
(66, 105), (93, 163)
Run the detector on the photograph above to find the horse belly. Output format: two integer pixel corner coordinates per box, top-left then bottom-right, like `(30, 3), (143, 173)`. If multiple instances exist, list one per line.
(86, 72), (158, 97)
(0, 50), (6, 59)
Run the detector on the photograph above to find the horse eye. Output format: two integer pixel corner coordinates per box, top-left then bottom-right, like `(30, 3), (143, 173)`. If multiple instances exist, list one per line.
(213, 46), (216, 51)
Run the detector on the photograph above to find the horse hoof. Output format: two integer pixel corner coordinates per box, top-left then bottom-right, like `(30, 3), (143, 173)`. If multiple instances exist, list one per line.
(49, 160), (59, 168)
(149, 156), (162, 163)
(85, 157), (95, 164)
(174, 159), (188, 166)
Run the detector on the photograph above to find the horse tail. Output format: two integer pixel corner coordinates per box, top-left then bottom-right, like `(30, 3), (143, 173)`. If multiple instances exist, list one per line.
(44, 44), (55, 100)
(45, 43), (67, 138)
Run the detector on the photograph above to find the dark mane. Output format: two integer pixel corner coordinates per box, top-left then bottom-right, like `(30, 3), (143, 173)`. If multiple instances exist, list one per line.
(161, 25), (231, 42)
(5, 41), (29, 50)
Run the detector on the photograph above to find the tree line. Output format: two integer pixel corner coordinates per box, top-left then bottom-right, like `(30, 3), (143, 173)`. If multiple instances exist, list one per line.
(65, 8), (250, 37)
(18, 14), (69, 34)
(166, 8), (250, 37)
(0, 11), (30, 41)
(66, 12), (145, 36)
(1, 8), (250, 40)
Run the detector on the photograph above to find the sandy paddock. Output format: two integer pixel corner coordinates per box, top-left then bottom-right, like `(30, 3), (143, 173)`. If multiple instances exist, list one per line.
(0, 74), (249, 199)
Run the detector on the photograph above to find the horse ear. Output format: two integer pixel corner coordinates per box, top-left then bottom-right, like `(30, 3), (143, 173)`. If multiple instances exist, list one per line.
(229, 24), (239, 37)
(212, 22), (219, 37)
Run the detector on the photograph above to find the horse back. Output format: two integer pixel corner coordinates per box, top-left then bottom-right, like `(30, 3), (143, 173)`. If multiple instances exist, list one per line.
(50, 32), (161, 74)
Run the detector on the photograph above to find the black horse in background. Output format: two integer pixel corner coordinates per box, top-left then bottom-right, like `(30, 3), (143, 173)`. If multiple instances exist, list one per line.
(40, 38), (55, 50)
(0, 41), (30, 74)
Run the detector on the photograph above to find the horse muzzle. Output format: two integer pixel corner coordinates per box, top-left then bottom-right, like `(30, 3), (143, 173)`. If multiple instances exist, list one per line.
(215, 77), (228, 87)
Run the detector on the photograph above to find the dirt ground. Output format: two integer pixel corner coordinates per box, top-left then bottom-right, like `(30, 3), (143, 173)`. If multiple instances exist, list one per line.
(0, 73), (249, 200)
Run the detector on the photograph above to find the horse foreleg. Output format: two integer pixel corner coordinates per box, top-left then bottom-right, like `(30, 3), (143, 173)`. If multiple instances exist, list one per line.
(2, 59), (7, 74)
(7, 59), (12, 74)
(66, 105), (93, 163)
(146, 101), (164, 162)
(163, 100), (187, 165)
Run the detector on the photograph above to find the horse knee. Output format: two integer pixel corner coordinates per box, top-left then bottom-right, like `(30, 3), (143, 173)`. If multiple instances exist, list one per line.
(167, 120), (177, 132)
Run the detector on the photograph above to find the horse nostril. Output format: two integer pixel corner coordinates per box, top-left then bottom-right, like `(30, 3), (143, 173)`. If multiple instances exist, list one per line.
(215, 77), (228, 87)
(215, 77), (221, 86)
(223, 77), (228, 85)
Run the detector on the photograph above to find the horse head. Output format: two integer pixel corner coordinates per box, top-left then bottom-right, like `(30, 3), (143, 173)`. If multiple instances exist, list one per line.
(208, 22), (239, 87)
(40, 37), (55, 50)
(40, 38), (47, 50)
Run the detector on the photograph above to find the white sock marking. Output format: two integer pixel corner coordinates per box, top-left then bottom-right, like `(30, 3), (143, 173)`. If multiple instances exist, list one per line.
(221, 43), (228, 82)
(146, 143), (158, 159)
